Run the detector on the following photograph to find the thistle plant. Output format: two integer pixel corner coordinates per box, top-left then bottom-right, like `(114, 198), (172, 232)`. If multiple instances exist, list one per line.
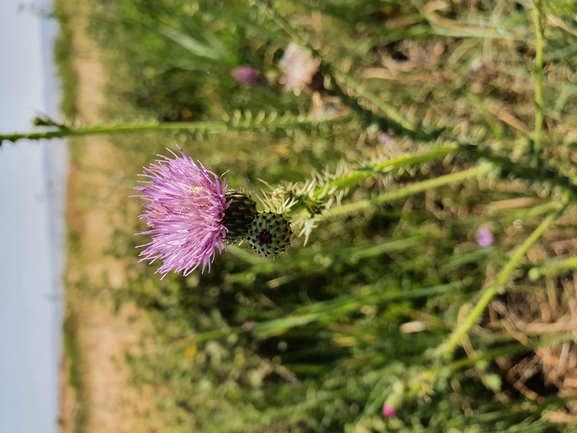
(134, 146), (294, 276)
(8, 0), (577, 430)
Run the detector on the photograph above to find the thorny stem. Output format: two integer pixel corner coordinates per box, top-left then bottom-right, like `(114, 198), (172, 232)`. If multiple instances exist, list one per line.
(0, 123), (228, 144)
(328, 68), (429, 139)
(289, 141), (577, 221)
(322, 145), (457, 193)
(285, 145), (459, 214)
(532, 0), (545, 160)
(324, 164), (492, 218)
(0, 116), (347, 146)
(435, 195), (570, 361)
(459, 143), (577, 196)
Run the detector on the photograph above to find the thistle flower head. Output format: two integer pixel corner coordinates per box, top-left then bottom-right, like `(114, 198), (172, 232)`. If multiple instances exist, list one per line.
(279, 43), (321, 96)
(231, 66), (265, 87)
(134, 146), (229, 277)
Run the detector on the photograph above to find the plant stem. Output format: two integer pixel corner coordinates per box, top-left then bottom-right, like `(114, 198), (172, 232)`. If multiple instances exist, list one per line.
(324, 164), (492, 218)
(459, 142), (577, 196)
(315, 145), (457, 197)
(533, 0), (545, 159)
(451, 331), (576, 370)
(329, 67), (426, 137)
(0, 122), (227, 143)
(0, 116), (346, 146)
(435, 196), (569, 360)
(529, 255), (577, 280)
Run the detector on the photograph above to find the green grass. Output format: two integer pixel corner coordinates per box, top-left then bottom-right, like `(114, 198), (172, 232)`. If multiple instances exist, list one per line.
(53, 0), (77, 119)
(62, 310), (89, 433)
(48, 0), (577, 431)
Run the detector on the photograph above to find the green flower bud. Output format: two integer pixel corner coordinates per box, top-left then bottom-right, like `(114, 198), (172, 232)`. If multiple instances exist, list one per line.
(248, 212), (292, 257)
(222, 191), (257, 244)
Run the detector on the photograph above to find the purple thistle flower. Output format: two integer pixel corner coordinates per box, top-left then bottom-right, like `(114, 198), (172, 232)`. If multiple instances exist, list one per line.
(382, 404), (396, 418)
(134, 146), (230, 277)
(476, 226), (494, 248)
(231, 66), (265, 87)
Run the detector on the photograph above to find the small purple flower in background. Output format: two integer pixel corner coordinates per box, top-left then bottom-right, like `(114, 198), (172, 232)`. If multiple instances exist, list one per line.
(134, 146), (229, 277)
(241, 321), (255, 331)
(279, 42), (321, 96)
(382, 404), (396, 418)
(377, 131), (395, 146)
(476, 226), (494, 247)
(231, 66), (265, 87)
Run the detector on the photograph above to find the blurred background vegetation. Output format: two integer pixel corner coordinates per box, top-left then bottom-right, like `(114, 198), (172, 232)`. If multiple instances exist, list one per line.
(52, 0), (577, 431)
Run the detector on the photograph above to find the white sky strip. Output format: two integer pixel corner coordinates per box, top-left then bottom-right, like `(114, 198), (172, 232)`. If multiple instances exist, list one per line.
(0, 1), (67, 432)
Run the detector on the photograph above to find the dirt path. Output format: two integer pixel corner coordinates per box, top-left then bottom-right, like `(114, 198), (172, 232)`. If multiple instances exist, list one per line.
(59, 2), (154, 433)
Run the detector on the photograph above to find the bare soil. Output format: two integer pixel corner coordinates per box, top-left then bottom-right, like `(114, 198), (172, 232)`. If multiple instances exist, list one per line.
(58, 2), (155, 432)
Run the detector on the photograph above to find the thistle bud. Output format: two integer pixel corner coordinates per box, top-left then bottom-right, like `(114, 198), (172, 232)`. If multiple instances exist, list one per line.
(222, 191), (257, 244)
(248, 212), (292, 257)
(231, 66), (265, 87)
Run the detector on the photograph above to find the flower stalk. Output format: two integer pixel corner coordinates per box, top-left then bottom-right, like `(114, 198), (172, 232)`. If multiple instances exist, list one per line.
(532, 0), (545, 160)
